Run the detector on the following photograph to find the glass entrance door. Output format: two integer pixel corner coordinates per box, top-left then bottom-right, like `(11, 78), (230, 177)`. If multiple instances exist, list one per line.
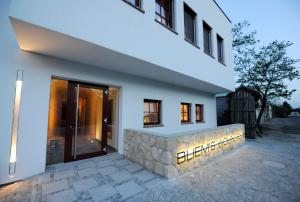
(65, 82), (109, 162)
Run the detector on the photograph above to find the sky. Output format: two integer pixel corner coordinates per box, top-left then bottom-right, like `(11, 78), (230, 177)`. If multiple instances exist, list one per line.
(216, 0), (300, 108)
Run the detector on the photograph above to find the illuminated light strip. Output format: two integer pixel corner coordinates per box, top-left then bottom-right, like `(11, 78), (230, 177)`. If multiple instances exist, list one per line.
(9, 70), (23, 176)
(177, 132), (244, 164)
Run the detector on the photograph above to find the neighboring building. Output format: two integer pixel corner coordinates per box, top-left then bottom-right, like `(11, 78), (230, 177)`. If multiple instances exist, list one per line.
(0, 0), (234, 184)
(229, 86), (260, 139)
(217, 85), (273, 138)
(289, 112), (300, 117)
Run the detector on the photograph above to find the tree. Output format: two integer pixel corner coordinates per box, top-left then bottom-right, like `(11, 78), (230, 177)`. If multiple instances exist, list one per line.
(232, 21), (258, 49)
(273, 101), (293, 118)
(282, 101), (293, 114)
(233, 21), (300, 127)
(232, 21), (258, 73)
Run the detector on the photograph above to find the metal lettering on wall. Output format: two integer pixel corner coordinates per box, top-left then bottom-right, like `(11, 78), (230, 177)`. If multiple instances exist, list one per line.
(176, 133), (244, 164)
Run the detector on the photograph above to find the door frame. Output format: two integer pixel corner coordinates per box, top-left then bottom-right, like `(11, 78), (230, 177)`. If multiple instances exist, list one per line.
(64, 80), (109, 163)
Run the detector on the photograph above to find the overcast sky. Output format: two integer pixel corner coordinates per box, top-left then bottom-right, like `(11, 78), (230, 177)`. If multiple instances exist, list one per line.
(216, 0), (300, 108)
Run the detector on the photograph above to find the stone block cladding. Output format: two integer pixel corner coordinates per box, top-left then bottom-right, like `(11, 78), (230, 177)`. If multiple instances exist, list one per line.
(124, 124), (245, 178)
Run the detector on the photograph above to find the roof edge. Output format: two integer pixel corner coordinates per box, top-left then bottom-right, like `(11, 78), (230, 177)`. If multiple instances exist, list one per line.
(213, 0), (232, 23)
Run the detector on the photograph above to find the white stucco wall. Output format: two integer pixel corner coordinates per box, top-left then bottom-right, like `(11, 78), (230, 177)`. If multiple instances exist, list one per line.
(1, 0), (218, 184)
(9, 0), (234, 92)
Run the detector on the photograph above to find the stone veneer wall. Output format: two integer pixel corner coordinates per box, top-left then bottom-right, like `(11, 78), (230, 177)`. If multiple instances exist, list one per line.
(124, 124), (245, 178)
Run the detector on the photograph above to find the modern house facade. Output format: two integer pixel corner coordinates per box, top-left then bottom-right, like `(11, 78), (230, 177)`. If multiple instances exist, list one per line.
(0, 0), (234, 184)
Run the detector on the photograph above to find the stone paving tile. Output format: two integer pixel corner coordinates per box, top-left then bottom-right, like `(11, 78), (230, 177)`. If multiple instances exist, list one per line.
(124, 163), (143, 173)
(32, 173), (51, 185)
(42, 179), (68, 195)
(54, 169), (75, 181)
(94, 153), (122, 163)
(98, 166), (118, 176)
(77, 161), (95, 170)
(89, 184), (118, 201)
(95, 175), (116, 187)
(262, 160), (286, 168)
(109, 170), (133, 184)
(133, 170), (156, 183)
(46, 189), (76, 202)
(50, 163), (76, 172)
(73, 178), (98, 193)
(128, 183), (203, 202)
(0, 181), (33, 201)
(34, 188), (43, 201)
(142, 178), (166, 189)
(107, 153), (124, 160)
(74, 191), (92, 201)
(114, 159), (131, 167)
(97, 159), (114, 168)
(78, 167), (97, 178)
(115, 181), (144, 200)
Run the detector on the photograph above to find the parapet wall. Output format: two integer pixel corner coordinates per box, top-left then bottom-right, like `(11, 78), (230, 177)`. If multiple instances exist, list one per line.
(124, 124), (245, 178)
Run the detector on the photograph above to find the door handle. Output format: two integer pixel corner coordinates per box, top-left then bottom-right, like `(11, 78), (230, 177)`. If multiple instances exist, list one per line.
(104, 118), (107, 123)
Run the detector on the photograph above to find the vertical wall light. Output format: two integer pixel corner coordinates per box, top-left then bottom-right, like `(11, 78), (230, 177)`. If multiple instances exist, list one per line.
(9, 70), (23, 176)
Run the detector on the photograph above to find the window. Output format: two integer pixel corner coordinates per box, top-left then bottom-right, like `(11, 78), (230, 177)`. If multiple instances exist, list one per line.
(184, 4), (197, 44)
(123, 0), (142, 8)
(217, 34), (225, 64)
(155, 0), (174, 29)
(203, 21), (212, 55)
(181, 103), (191, 123)
(195, 104), (204, 122)
(144, 99), (161, 125)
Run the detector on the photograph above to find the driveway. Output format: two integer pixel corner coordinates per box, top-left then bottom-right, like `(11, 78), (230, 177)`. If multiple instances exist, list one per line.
(1, 118), (300, 202)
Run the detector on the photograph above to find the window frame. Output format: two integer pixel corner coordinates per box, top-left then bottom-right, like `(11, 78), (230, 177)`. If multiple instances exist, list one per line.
(122, 0), (144, 13)
(203, 21), (213, 56)
(217, 34), (225, 65)
(155, 0), (176, 32)
(184, 3), (197, 45)
(144, 99), (162, 126)
(181, 102), (191, 123)
(195, 104), (204, 123)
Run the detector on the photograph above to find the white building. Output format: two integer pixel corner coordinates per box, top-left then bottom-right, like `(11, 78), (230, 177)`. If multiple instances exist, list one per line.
(0, 0), (234, 184)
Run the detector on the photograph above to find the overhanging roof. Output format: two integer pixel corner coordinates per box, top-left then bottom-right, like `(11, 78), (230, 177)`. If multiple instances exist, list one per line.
(10, 17), (232, 94)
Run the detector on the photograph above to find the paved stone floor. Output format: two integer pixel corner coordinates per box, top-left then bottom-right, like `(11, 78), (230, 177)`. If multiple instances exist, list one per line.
(1, 118), (300, 202)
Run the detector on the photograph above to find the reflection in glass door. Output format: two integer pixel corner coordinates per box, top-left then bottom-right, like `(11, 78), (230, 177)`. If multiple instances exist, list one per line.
(46, 79), (68, 165)
(46, 79), (114, 165)
(65, 82), (108, 162)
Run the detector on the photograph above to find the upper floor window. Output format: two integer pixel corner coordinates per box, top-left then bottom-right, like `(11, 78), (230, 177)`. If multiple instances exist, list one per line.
(124, 0), (142, 8)
(181, 103), (191, 123)
(144, 99), (161, 125)
(217, 34), (225, 64)
(184, 3), (197, 44)
(203, 21), (213, 56)
(155, 0), (174, 29)
(195, 104), (204, 122)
